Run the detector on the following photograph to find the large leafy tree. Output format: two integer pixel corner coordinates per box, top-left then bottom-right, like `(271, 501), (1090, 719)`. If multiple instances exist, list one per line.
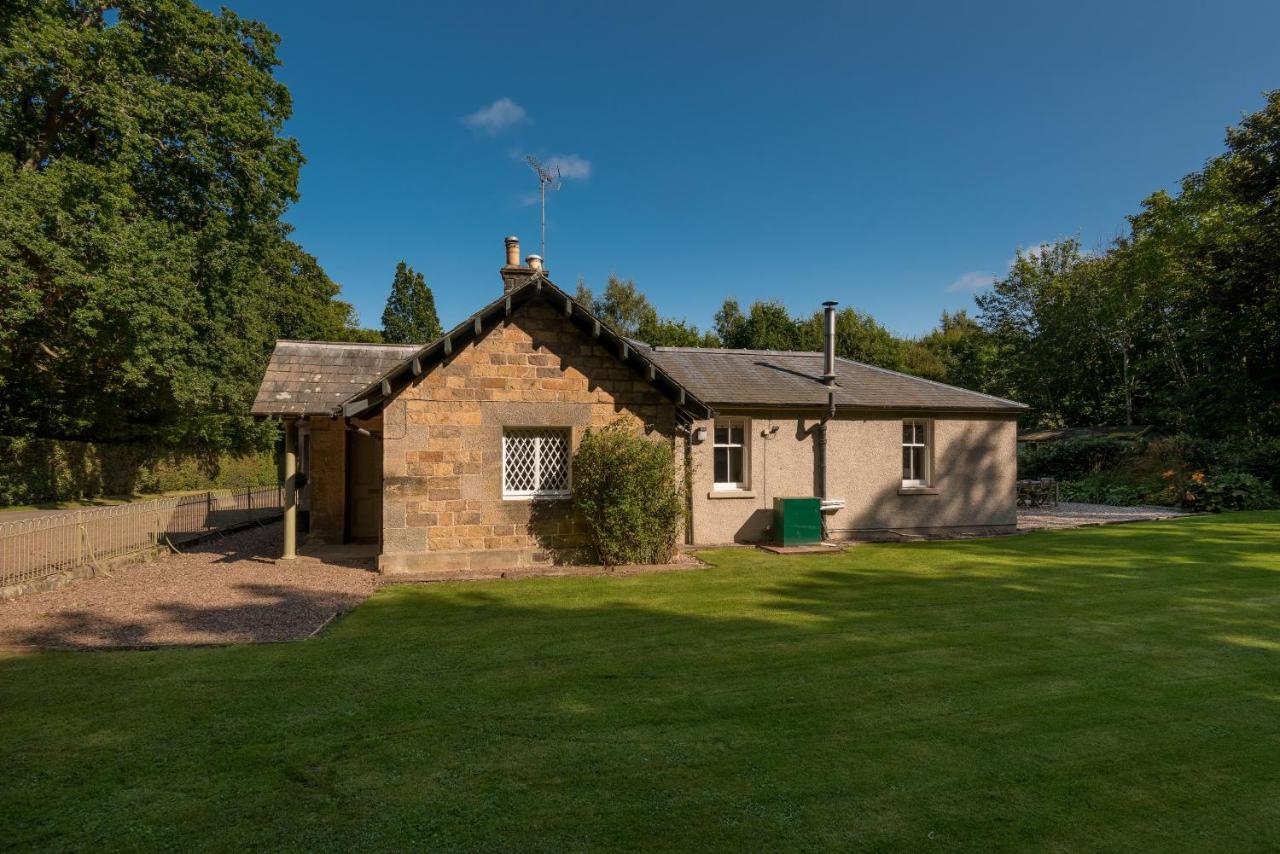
(973, 91), (1280, 436)
(578, 275), (717, 346)
(0, 0), (355, 450)
(381, 261), (441, 344)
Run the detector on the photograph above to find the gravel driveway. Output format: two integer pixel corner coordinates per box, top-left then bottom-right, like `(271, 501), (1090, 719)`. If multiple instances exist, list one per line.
(1018, 501), (1192, 530)
(0, 523), (379, 651)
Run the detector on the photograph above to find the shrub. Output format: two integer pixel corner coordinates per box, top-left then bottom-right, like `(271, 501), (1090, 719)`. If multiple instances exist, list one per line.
(1204, 437), (1280, 490)
(1059, 473), (1153, 507)
(571, 419), (684, 568)
(1178, 470), (1278, 513)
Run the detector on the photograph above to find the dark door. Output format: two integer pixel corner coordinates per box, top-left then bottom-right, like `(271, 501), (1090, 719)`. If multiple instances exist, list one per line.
(346, 430), (382, 542)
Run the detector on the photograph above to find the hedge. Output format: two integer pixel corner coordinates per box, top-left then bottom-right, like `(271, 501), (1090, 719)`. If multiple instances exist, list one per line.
(0, 436), (276, 506)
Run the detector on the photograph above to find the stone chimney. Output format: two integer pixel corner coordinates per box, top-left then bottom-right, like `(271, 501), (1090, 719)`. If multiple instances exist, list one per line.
(500, 236), (534, 292)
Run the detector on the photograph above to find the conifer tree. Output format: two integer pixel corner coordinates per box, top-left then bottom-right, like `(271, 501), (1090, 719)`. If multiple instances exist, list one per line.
(381, 261), (442, 344)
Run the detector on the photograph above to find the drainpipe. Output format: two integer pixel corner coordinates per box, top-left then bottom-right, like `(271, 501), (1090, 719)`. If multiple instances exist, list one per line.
(676, 421), (695, 545)
(818, 301), (838, 501)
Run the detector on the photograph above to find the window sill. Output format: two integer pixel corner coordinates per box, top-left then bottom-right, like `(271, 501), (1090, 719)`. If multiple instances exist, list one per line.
(898, 486), (939, 496)
(707, 489), (756, 499)
(503, 494), (571, 502)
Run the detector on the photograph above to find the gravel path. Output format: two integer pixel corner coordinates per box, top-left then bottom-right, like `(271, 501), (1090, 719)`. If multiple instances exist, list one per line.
(1018, 501), (1193, 531)
(0, 523), (379, 650)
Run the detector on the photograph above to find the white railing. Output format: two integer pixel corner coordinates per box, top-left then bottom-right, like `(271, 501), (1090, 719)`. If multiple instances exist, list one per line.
(0, 485), (282, 589)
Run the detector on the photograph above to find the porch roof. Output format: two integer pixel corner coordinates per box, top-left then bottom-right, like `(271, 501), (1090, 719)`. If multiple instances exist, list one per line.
(251, 341), (420, 417)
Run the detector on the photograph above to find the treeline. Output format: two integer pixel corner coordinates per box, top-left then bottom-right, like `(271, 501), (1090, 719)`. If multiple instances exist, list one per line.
(3, 3), (1275, 462)
(975, 93), (1279, 438)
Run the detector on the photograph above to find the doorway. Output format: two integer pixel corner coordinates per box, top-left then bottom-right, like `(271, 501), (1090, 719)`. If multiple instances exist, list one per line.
(345, 429), (382, 543)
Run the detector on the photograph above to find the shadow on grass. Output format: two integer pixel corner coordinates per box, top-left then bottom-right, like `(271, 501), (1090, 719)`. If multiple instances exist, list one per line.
(2, 584), (369, 649)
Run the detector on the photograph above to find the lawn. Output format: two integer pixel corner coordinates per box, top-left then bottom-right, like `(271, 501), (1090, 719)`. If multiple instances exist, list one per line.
(3, 513), (1279, 852)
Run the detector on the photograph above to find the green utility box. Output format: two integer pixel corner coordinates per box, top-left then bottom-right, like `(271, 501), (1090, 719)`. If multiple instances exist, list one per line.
(773, 497), (822, 546)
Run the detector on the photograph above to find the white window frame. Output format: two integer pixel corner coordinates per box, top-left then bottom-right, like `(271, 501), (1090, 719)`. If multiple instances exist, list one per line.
(712, 417), (750, 491)
(902, 419), (931, 487)
(502, 428), (572, 500)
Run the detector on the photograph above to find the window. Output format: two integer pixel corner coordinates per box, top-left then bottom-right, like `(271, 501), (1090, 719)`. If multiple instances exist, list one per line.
(713, 418), (749, 490)
(503, 428), (571, 499)
(902, 420), (931, 487)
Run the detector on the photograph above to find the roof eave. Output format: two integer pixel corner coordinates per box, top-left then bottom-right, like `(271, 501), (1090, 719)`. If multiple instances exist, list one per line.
(705, 401), (1027, 414)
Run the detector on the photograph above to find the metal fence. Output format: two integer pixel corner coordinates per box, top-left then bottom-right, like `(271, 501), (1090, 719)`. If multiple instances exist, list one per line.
(0, 485), (283, 589)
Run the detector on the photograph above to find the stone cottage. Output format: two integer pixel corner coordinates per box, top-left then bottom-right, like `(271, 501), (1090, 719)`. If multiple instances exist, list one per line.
(253, 237), (1026, 575)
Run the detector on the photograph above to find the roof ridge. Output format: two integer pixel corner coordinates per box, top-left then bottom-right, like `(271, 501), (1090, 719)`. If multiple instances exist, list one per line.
(834, 356), (1028, 408)
(649, 345), (824, 357)
(276, 339), (420, 348)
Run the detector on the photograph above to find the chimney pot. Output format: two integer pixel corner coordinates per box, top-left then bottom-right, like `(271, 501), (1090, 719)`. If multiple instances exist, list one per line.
(822, 301), (838, 385)
(526, 254), (544, 272)
(501, 236), (533, 292)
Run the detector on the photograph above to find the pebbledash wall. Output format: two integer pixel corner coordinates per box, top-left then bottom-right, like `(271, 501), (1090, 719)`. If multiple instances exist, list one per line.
(687, 411), (1018, 544)
(378, 301), (677, 575)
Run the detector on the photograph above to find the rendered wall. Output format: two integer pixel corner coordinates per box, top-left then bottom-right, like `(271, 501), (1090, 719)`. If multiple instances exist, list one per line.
(688, 411), (1018, 544)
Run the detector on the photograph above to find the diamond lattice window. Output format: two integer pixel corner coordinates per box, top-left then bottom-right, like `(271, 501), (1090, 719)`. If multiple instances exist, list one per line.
(503, 428), (571, 498)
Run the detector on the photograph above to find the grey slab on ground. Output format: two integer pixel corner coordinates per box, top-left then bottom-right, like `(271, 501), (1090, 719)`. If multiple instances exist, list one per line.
(1018, 502), (1192, 531)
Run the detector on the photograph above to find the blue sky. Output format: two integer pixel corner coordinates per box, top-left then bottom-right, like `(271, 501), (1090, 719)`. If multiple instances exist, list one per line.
(208, 0), (1279, 337)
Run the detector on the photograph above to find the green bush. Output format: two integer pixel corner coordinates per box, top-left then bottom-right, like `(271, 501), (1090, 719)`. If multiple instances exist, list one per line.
(571, 419), (684, 568)
(1204, 437), (1280, 490)
(1059, 473), (1154, 507)
(1180, 471), (1278, 513)
(0, 436), (276, 506)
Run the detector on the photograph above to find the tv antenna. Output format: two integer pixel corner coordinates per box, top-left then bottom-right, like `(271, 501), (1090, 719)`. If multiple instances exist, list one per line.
(525, 155), (561, 261)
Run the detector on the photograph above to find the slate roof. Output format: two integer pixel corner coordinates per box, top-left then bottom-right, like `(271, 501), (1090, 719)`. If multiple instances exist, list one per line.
(251, 340), (421, 416)
(635, 345), (1027, 412)
(252, 284), (1024, 418)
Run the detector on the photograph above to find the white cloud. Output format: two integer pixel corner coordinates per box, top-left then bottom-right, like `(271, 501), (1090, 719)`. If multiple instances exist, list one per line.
(1009, 241), (1052, 266)
(462, 98), (529, 135)
(544, 154), (591, 180)
(947, 271), (995, 293)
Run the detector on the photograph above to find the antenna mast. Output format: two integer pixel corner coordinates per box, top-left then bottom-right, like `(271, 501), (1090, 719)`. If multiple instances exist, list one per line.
(525, 155), (560, 261)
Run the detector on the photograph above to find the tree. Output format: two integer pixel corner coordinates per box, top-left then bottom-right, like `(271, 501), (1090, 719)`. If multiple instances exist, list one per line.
(917, 310), (996, 391)
(380, 261), (441, 344)
(581, 274), (717, 346)
(592, 275), (659, 336)
(963, 91), (1280, 436)
(713, 300), (748, 348)
(804, 306), (906, 371)
(0, 0), (356, 451)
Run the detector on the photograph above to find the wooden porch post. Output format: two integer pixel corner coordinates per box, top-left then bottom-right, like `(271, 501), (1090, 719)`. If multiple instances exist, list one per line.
(281, 417), (298, 561)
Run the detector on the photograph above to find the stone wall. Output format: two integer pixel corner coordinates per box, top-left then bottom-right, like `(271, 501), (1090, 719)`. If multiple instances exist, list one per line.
(380, 300), (677, 575)
(305, 412), (382, 544)
(304, 416), (346, 544)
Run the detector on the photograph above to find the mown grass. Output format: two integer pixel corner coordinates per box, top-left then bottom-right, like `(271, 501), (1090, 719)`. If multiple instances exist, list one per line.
(3, 513), (1279, 851)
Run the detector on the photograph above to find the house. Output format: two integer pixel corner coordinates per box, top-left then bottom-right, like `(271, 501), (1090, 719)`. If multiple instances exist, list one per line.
(253, 237), (1027, 575)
